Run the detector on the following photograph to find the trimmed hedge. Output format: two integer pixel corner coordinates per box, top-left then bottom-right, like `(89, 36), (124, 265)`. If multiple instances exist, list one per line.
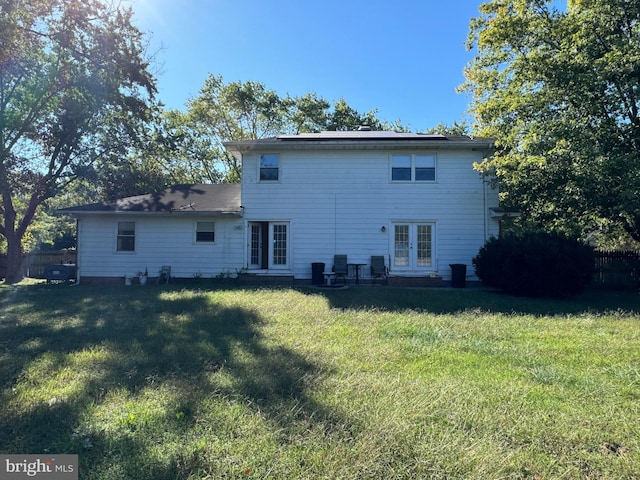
(473, 232), (594, 297)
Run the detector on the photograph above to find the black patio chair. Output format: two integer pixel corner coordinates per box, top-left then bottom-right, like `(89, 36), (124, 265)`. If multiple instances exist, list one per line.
(332, 255), (348, 285)
(370, 256), (388, 285)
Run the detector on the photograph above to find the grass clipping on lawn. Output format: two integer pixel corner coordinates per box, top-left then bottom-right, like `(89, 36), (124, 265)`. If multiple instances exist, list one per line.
(0, 285), (638, 479)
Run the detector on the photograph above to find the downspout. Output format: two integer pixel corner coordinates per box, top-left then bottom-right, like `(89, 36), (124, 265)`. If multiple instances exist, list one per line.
(334, 193), (337, 254)
(483, 176), (488, 241)
(74, 218), (81, 285)
(479, 146), (493, 242)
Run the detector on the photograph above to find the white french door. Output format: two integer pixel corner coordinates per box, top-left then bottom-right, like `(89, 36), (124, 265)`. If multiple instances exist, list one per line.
(269, 222), (288, 269)
(392, 223), (434, 271)
(249, 223), (264, 269)
(248, 222), (289, 270)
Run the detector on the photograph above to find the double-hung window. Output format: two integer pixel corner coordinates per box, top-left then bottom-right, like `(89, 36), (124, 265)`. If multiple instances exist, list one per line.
(117, 221), (135, 252)
(260, 154), (279, 181)
(391, 154), (436, 182)
(195, 221), (215, 243)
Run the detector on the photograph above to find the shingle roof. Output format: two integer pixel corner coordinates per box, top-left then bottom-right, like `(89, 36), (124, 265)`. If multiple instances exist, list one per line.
(58, 184), (242, 215)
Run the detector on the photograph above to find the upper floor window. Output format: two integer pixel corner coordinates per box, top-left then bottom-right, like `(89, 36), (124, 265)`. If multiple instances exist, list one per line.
(391, 154), (436, 182)
(260, 154), (279, 181)
(117, 221), (135, 252)
(195, 221), (215, 243)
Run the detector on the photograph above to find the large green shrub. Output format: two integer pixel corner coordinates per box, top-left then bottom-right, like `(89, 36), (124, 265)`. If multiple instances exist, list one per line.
(473, 232), (594, 297)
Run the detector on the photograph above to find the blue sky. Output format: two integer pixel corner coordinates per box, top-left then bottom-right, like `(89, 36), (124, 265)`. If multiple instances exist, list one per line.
(129, 0), (485, 132)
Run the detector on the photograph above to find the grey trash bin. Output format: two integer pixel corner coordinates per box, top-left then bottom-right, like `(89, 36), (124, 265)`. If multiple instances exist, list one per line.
(311, 262), (325, 286)
(450, 264), (467, 288)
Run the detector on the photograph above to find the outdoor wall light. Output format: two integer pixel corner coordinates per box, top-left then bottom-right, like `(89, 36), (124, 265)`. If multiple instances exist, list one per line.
(381, 226), (387, 232)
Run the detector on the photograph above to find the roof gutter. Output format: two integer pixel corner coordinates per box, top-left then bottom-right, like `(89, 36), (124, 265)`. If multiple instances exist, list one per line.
(225, 139), (495, 154)
(57, 209), (244, 217)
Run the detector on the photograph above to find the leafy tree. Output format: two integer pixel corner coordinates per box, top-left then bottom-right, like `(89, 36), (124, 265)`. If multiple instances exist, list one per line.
(422, 120), (471, 136)
(187, 75), (293, 181)
(0, 0), (156, 282)
(0, 0), (155, 283)
(289, 92), (330, 134)
(325, 98), (385, 131)
(94, 108), (223, 199)
(462, 0), (640, 243)
(184, 74), (407, 182)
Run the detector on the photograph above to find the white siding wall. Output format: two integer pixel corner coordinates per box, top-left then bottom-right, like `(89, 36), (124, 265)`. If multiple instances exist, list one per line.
(242, 149), (500, 280)
(77, 215), (244, 280)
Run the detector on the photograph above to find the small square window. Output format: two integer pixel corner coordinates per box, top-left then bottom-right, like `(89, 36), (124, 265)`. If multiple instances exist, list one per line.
(196, 221), (215, 242)
(260, 154), (279, 181)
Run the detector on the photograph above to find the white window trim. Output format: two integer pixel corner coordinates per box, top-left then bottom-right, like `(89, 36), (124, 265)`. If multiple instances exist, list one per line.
(194, 220), (216, 244)
(115, 220), (136, 253)
(390, 153), (437, 183)
(258, 153), (280, 183)
(245, 220), (292, 272)
(389, 221), (437, 272)
(269, 221), (290, 269)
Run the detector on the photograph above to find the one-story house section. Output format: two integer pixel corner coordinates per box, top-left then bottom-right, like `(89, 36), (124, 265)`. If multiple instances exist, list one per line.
(59, 184), (244, 284)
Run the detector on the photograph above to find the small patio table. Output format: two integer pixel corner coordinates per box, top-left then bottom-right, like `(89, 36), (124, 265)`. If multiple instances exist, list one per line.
(347, 263), (367, 286)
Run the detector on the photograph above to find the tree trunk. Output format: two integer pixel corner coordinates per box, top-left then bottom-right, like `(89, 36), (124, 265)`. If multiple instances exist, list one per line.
(4, 233), (25, 284)
(622, 215), (640, 244)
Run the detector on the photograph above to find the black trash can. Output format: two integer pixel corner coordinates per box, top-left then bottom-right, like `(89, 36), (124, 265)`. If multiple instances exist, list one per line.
(311, 262), (325, 286)
(450, 264), (467, 288)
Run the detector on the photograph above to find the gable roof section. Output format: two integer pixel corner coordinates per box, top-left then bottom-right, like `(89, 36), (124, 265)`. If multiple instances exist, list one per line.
(225, 131), (495, 155)
(58, 184), (242, 216)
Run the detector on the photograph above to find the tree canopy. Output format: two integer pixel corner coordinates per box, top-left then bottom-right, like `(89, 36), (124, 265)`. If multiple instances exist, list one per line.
(462, 0), (640, 244)
(0, 0), (157, 282)
(183, 74), (407, 182)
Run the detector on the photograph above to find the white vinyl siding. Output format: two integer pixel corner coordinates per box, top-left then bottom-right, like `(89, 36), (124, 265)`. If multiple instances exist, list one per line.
(79, 145), (499, 283)
(241, 148), (499, 281)
(77, 216), (244, 280)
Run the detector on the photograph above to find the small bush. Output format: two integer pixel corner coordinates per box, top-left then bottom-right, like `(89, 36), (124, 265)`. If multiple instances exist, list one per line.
(473, 232), (594, 297)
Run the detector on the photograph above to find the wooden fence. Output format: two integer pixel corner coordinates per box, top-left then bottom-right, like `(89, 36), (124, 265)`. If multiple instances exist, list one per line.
(0, 250), (77, 280)
(592, 250), (640, 290)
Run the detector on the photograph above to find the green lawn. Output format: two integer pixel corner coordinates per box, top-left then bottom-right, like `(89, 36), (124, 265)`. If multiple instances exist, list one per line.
(1, 283), (638, 479)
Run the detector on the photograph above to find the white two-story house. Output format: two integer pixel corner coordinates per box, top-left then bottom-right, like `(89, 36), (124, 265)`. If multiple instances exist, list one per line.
(61, 130), (499, 285)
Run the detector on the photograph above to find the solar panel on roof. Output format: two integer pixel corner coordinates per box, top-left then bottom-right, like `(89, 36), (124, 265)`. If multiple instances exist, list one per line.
(277, 131), (448, 140)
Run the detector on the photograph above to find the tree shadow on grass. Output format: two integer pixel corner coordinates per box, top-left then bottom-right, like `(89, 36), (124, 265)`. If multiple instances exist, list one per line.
(0, 285), (349, 479)
(301, 285), (640, 317)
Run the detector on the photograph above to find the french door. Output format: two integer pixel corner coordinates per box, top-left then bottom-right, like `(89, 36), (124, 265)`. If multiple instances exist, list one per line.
(249, 222), (289, 269)
(392, 223), (434, 271)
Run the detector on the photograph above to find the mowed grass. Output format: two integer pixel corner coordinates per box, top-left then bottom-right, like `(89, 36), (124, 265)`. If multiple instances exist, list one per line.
(0, 283), (639, 479)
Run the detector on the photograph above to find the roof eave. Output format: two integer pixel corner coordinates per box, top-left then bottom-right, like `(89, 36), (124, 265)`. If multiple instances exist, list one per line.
(224, 138), (496, 154)
(57, 209), (244, 217)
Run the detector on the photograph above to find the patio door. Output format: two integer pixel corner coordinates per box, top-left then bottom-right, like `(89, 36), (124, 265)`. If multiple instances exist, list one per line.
(248, 222), (289, 270)
(269, 222), (289, 269)
(249, 223), (266, 269)
(392, 223), (434, 271)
